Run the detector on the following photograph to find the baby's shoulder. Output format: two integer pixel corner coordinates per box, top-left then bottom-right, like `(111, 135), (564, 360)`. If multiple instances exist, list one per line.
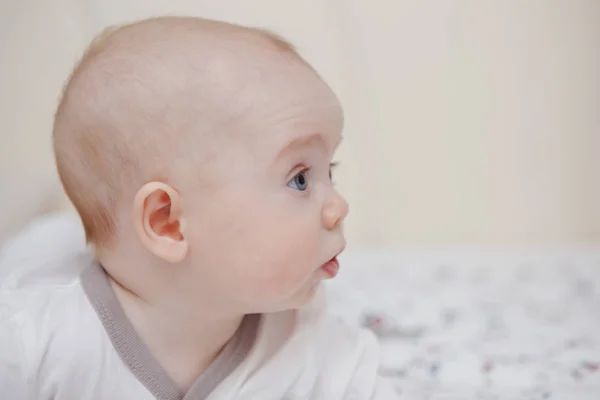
(300, 287), (378, 356)
(0, 276), (104, 370)
(255, 297), (382, 399)
(0, 275), (123, 398)
(313, 314), (380, 371)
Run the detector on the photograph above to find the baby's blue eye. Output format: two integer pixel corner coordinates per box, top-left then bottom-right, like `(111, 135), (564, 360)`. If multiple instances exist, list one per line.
(288, 170), (309, 191)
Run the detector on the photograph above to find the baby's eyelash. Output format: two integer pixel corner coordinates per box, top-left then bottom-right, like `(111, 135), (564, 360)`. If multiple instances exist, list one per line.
(291, 162), (338, 181)
(299, 166), (312, 175)
(329, 162), (339, 181)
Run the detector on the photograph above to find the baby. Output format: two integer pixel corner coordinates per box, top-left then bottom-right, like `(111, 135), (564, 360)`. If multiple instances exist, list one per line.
(0, 16), (398, 399)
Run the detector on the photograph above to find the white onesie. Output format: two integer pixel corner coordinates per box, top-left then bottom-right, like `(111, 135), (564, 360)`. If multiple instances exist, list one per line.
(0, 213), (400, 399)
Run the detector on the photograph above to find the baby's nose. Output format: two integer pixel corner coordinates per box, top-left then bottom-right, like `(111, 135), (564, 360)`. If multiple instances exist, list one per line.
(322, 190), (349, 230)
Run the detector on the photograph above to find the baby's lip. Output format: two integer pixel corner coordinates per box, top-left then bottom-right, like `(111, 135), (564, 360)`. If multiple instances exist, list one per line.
(321, 257), (339, 279)
(321, 243), (346, 278)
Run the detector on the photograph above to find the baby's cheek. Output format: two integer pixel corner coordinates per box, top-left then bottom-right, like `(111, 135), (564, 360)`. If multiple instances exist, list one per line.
(256, 246), (316, 295)
(228, 199), (320, 303)
(259, 264), (302, 292)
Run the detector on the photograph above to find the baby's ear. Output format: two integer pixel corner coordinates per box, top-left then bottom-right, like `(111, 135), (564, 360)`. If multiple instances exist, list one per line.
(133, 182), (188, 263)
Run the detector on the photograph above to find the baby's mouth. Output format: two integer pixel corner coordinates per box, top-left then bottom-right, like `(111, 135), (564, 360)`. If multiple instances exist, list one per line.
(320, 257), (339, 279)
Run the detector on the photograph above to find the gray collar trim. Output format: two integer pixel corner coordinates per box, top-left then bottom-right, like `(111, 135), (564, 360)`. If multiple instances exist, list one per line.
(81, 262), (259, 400)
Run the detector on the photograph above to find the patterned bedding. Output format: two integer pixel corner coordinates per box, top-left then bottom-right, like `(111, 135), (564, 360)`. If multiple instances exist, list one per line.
(328, 247), (600, 399)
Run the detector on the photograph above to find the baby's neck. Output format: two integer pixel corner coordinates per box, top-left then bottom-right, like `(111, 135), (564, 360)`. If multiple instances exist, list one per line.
(99, 251), (244, 392)
(111, 277), (243, 391)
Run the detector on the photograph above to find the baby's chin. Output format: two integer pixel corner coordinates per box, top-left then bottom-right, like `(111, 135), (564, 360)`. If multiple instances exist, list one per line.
(279, 276), (325, 311)
(249, 277), (322, 314)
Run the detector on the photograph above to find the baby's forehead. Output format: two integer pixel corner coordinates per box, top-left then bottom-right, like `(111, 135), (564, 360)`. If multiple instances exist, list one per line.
(182, 98), (341, 181)
(172, 52), (342, 151)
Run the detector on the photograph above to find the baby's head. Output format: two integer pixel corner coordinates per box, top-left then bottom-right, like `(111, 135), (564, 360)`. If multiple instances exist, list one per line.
(53, 17), (348, 315)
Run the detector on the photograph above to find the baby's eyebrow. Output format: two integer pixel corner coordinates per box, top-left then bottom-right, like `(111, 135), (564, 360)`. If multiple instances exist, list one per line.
(275, 133), (326, 161)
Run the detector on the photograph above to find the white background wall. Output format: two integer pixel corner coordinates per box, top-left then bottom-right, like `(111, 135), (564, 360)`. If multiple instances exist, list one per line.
(1, 0), (599, 247)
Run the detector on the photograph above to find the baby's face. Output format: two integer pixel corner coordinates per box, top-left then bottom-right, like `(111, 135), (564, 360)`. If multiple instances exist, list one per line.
(179, 63), (347, 314)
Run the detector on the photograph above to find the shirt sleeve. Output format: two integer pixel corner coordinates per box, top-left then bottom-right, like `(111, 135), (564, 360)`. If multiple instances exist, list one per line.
(344, 329), (402, 400)
(0, 301), (31, 399)
(368, 375), (402, 399)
